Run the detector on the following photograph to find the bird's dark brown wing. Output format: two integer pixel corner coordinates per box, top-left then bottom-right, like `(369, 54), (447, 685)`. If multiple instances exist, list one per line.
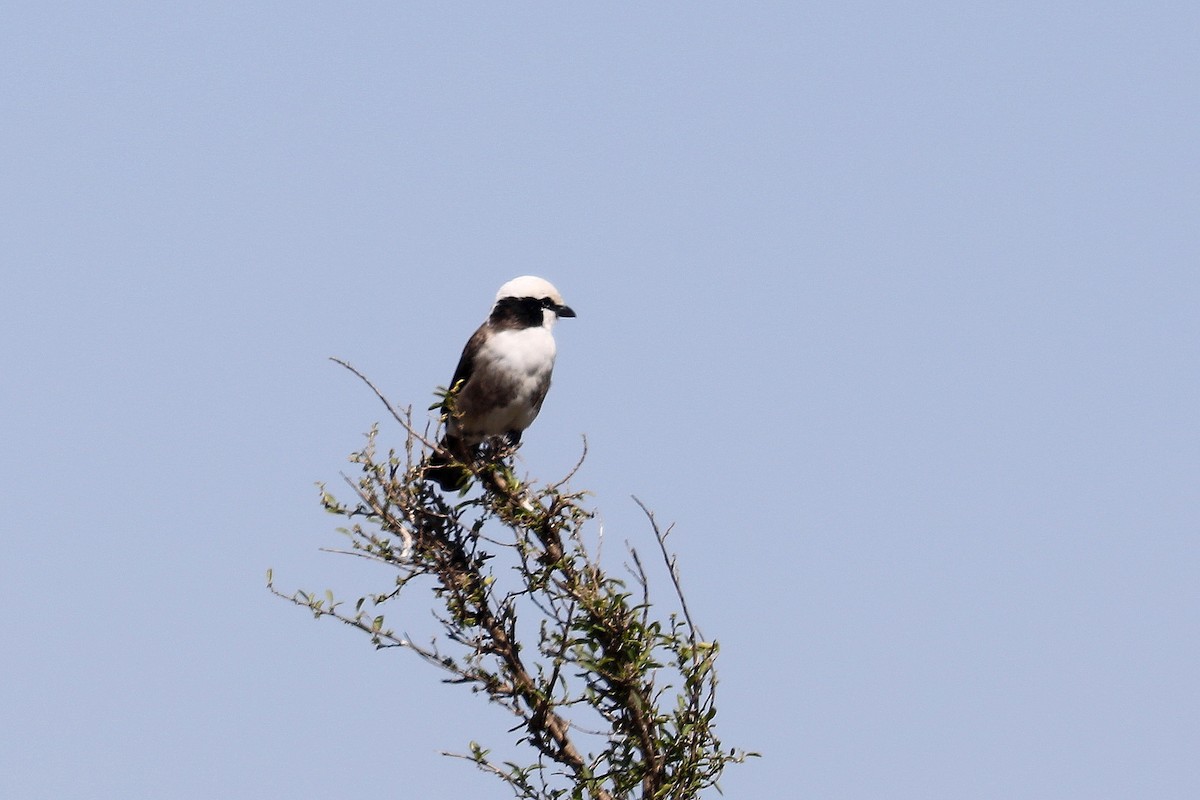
(443, 324), (488, 411)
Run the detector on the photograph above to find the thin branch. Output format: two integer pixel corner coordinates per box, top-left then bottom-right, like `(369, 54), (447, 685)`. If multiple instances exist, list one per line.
(633, 495), (702, 644)
(329, 357), (441, 452)
(549, 435), (589, 490)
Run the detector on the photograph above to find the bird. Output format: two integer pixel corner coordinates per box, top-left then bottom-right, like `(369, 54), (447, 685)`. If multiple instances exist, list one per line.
(424, 276), (576, 491)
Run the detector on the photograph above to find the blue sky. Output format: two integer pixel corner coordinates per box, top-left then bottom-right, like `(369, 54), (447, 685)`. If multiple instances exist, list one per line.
(3, 3), (1197, 798)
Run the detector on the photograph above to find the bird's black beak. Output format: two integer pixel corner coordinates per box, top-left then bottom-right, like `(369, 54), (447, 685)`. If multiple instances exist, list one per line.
(555, 304), (576, 318)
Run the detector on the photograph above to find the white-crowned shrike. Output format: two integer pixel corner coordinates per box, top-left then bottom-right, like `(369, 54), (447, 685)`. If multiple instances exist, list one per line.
(425, 276), (575, 491)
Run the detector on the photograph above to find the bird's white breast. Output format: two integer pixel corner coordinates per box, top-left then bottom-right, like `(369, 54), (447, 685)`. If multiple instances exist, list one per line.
(482, 327), (557, 377)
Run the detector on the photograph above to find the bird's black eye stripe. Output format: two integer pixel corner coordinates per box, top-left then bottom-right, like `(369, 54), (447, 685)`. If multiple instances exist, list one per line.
(539, 297), (556, 309)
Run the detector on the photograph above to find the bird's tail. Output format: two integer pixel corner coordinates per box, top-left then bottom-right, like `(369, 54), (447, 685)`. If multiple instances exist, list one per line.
(423, 437), (472, 492)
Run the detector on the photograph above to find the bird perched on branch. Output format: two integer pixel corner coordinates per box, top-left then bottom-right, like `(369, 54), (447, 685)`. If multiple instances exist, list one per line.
(425, 276), (576, 491)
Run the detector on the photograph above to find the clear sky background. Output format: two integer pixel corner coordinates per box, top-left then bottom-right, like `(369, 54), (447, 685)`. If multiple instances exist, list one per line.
(3, 3), (1197, 798)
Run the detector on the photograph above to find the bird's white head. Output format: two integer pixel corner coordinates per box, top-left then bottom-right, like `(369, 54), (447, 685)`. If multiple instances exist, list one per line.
(494, 275), (576, 327)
